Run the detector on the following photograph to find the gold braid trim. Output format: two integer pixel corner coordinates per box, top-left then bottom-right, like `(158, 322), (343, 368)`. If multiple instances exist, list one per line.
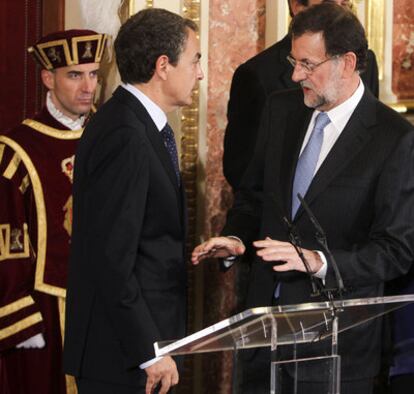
(0, 312), (42, 340)
(0, 296), (34, 318)
(0, 144), (5, 165)
(58, 294), (77, 393)
(3, 152), (21, 180)
(22, 119), (83, 140)
(0, 136), (66, 298)
(19, 174), (30, 194)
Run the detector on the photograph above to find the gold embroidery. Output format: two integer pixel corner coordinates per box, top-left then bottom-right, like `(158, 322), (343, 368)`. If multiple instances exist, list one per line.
(0, 144), (5, 165)
(81, 41), (93, 59)
(0, 296), (34, 318)
(0, 223), (30, 261)
(63, 196), (73, 237)
(3, 152), (21, 179)
(22, 119), (83, 140)
(61, 155), (75, 183)
(71, 34), (108, 64)
(0, 137), (66, 298)
(19, 174), (30, 194)
(65, 375), (78, 394)
(36, 39), (73, 69)
(10, 228), (24, 251)
(58, 297), (78, 392)
(0, 312), (43, 340)
(47, 47), (62, 63)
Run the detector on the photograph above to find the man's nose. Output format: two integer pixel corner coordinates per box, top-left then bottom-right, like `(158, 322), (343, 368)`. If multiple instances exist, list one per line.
(291, 64), (307, 83)
(82, 76), (96, 93)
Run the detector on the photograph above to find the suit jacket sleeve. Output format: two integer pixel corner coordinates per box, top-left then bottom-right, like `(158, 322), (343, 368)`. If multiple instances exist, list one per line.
(80, 127), (161, 366)
(223, 64), (268, 190)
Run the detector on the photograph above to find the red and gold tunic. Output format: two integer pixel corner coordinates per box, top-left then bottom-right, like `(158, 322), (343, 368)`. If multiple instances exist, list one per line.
(0, 107), (82, 394)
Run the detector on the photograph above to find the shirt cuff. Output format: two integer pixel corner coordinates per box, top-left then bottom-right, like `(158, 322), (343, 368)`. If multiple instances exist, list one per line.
(222, 236), (243, 267)
(139, 356), (164, 370)
(313, 250), (327, 280)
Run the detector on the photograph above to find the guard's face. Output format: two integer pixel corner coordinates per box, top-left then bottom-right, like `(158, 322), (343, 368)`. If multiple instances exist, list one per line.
(164, 28), (203, 109)
(290, 32), (343, 111)
(42, 63), (100, 120)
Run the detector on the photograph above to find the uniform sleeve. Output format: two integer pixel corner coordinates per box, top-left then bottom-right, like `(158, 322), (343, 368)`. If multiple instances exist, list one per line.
(0, 142), (44, 351)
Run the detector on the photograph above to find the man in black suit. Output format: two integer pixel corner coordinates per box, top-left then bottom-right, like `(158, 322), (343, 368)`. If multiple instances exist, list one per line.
(63, 9), (203, 394)
(223, 0), (379, 190)
(193, 3), (414, 394)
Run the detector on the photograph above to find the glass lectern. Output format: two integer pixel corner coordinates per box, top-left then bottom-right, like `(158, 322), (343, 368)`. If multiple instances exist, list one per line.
(154, 295), (414, 394)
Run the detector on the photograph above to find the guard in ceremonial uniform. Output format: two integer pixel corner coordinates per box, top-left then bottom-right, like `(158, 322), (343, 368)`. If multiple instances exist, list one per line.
(0, 30), (108, 394)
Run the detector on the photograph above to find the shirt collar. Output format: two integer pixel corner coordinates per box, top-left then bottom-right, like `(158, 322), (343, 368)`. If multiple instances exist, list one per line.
(122, 83), (167, 131)
(46, 91), (86, 130)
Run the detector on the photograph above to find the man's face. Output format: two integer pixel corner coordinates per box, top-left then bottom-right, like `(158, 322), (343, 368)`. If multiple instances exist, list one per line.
(164, 28), (204, 109)
(291, 32), (343, 111)
(42, 63), (100, 120)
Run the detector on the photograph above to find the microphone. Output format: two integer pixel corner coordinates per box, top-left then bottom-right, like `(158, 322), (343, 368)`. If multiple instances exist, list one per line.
(282, 216), (322, 297)
(268, 192), (323, 297)
(297, 193), (345, 297)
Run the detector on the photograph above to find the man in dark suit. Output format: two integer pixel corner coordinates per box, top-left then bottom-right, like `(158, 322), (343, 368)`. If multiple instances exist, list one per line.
(193, 4), (414, 394)
(223, 0), (379, 190)
(63, 8), (203, 394)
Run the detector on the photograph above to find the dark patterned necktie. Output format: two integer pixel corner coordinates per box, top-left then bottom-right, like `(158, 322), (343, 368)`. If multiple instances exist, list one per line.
(160, 123), (180, 184)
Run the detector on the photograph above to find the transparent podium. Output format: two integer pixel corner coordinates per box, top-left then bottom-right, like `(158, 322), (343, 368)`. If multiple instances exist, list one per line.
(155, 295), (414, 394)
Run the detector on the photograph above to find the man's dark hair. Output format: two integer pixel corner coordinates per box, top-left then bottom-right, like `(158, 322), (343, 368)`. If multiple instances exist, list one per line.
(290, 2), (367, 72)
(115, 8), (197, 84)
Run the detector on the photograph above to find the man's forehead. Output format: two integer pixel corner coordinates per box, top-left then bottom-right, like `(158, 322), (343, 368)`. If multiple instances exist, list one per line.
(58, 63), (100, 73)
(292, 32), (326, 57)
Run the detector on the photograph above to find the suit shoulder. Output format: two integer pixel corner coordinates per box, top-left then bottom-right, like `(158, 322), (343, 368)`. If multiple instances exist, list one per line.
(375, 101), (414, 134)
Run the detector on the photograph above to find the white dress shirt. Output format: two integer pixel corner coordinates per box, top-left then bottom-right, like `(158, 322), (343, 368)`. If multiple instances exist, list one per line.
(303, 79), (365, 278)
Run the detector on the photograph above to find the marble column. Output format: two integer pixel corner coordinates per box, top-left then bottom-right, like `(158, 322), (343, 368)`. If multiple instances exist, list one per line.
(201, 1), (265, 392)
(393, 0), (414, 100)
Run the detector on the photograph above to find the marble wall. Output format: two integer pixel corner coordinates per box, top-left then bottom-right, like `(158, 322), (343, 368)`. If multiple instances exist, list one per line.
(201, 0), (265, 392)
(393, 0), (414, 100)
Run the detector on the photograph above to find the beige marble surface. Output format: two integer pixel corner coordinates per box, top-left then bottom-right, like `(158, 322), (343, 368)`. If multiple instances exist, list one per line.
(201, 0), (265, 392)
(392, 0), (414, 100)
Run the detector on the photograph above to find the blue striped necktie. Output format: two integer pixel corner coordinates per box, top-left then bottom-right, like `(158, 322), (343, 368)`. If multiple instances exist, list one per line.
(291, 112), (331, 217)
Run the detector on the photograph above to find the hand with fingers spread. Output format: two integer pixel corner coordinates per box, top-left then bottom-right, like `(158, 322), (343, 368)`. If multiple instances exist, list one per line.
(191, 237), (245, 265)
(254, 237), (323, 273)
(145, 356), (179, 394)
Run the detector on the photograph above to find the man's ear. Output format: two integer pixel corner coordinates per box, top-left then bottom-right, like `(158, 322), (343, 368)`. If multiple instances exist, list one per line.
(154, 55), (170, 81)
(342, 51), (357, 78)
(41, 69), (55, 90)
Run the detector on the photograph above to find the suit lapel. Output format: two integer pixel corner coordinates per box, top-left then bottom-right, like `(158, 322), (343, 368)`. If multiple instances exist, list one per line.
(294, 89), (377, 220)
(279, 98), (313, 218)
(112, 87), (182, 205)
